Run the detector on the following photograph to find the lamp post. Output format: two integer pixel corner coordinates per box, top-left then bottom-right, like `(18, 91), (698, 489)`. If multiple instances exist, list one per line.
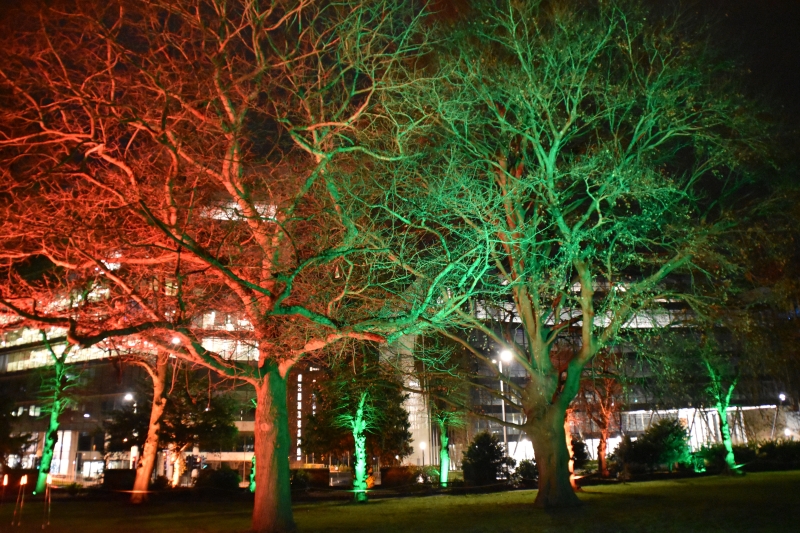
(498, 350), (513, 454)
(419, 441), (426, 467)
(771, 393), (786, 439)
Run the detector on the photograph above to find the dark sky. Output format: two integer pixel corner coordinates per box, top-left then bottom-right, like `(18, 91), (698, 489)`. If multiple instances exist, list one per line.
(712, 0), (800, 118)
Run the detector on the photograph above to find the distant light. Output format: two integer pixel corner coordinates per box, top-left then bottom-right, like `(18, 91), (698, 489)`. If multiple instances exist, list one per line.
(784, 428), (791, 437)
(419, 442), (426, 451)
(779, 393), (786, 402)
(491, 359), (497, 364)
(20, 475), (27, 486)
(171, 337), (181, 345)
(124, 393), (134, 401)
(500, 350), (513, 363)
(83, 413), (90, 418)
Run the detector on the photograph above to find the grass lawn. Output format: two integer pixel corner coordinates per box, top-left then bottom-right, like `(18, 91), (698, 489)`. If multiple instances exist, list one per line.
(0, 471), (798, 532)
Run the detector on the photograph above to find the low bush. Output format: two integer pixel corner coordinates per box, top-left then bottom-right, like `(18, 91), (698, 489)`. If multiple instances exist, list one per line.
(290, 469), (311, 490)
(755, 439), (800, 468)
(611, 419), (691, 473)
(515, 459), (538, 489)
(194, 466), (240, 492)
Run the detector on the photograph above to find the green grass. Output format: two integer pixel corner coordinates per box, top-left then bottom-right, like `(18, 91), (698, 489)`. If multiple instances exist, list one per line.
(1, 471), (798, 532)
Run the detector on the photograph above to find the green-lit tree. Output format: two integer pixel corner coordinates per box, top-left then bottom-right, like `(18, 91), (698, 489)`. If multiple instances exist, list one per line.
(369, 0), (768, 507)
(303, 349), (412, 501)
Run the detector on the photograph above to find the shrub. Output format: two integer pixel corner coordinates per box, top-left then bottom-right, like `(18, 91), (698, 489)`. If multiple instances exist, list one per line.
(462, 432), (515, 486)
(612, 420), (691, 473)
(752, 439), (800, 470)
(515, 459), (538, 488)
(571, 437), (591, 469)
(290, 469), (310, 490)
(150, 475), (170, 490)
(194, 466), (240, 492)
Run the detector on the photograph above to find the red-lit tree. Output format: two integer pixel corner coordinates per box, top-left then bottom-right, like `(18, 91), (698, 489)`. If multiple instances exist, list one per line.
(576, 351), (623, 477)
(0, 1), (463, 531)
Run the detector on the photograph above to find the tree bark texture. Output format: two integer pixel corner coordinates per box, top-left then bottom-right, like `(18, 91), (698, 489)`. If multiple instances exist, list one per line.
(439, 426), (450, 487)
(252, 372), (294, 533)
(131, 354), (169, 503)
(597, 428), (609, 477)
(526, 404), (581, 508)
(352, 393), (369, 503)
(35, 399), (62, 494)
(716, 403), (738, 474)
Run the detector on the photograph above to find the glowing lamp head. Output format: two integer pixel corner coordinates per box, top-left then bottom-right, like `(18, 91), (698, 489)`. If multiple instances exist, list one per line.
(779, 393), (786, 402)
(47, 474), (52, 485)
(83, 413), (91, 418)
(500, 350), (513, 363)
(171, 336), (181, 345)
(124, 393), (134, 401)
(20, 475), (27, 486)
(784, 428), (792, 437)
(3, 474), (7, 486)
(419, 441), (426, 451)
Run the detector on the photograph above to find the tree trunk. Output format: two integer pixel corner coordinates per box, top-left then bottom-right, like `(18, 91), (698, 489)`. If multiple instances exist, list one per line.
(597, 427), (609, 477)
(35, 398), (62, 494)
(131, 354), (168, 503)
(439, 428), (450, 488)
(252, 371), (295, 533)
(526, 403), (581, 508)
(352, 392), (369, 503)
(716, 403), (739, 475)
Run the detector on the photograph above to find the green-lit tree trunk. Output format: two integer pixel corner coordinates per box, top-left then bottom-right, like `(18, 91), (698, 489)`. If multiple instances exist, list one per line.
(131, 352), (169, 503)
(438, 421), (450, 487)
(705, 361), (741, 475)
(351, 393), (369, 503)
(35, 396), (63, 494)
(252, 371), (294, 533)
(715, 401), (737, 473)
(525, 403), (581, 508)
(35, 335), (72, 495)
(250, 455), (257, 493)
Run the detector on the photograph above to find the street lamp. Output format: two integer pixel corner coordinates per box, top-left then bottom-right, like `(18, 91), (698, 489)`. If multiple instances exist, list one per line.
(771, 393), (787, 439)
(498, 350), (513, 454)
(419, 441), (426, 467)
(124, 393), (134, 402)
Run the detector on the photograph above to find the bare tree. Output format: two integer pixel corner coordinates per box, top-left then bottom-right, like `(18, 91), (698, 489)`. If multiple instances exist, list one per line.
(0, 1), (451, 531)
(374, 0), (767, 507)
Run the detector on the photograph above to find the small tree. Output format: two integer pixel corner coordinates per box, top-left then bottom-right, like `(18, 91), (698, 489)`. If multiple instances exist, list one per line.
(462, 432), (514, 487)
(575, 351), (624, 477)
(303, 348), (412, 501)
